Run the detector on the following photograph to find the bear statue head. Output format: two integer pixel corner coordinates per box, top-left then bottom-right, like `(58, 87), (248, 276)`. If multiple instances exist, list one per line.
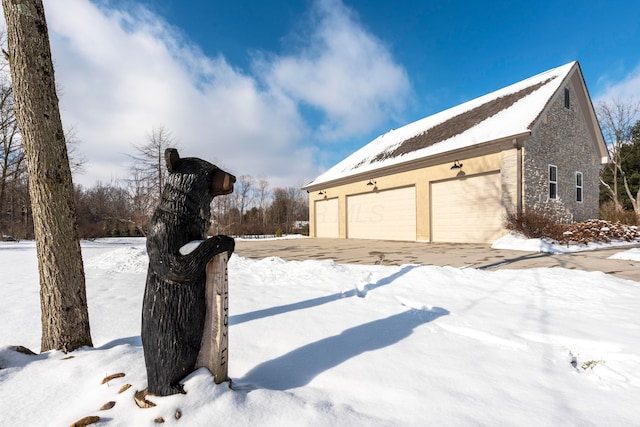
(165, 148), (236, 197)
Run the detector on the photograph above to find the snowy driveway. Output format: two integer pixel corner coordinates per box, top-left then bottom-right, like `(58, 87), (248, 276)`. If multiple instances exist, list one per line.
(235, 237), (640, 281)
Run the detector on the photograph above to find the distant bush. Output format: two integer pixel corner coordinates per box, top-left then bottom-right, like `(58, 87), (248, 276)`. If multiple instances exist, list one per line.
(504, 209), (565, 241)
(599, 201), (639, 225)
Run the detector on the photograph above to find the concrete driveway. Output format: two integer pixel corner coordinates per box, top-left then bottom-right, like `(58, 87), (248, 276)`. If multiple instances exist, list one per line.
(235, 238), (640, 281)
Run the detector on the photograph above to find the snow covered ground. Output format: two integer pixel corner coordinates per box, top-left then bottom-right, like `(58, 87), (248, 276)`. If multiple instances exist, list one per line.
(492, 232), (640, 254)
(1, 237), (639, 426)
(608, 247), (640, 262)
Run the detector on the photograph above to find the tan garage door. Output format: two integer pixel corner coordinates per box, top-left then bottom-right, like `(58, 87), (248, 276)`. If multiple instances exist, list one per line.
(315, 198), (339, 238)
(431, 172), (505, 243)
(347, 186), (416, 241)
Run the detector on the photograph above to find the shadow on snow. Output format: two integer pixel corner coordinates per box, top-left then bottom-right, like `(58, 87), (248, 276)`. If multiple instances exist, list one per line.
(230, 265), (419, 326)
(237, 307), (449, 391)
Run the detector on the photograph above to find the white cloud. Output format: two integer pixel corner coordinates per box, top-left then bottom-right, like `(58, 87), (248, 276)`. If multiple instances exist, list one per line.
(22, 0), (409, 188)
(261, 0), (411, 140)
(594, 63), (640, 106)
(44, 0), (308, 187)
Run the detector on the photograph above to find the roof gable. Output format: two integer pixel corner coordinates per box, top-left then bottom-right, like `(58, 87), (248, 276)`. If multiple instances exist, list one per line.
(306, 61), (599, 189)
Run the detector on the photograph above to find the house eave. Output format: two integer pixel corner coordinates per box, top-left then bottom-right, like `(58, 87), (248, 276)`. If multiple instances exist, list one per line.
(303, 131), (531, 191)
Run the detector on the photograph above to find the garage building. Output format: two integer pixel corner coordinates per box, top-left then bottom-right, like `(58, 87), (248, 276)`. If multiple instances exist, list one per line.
(303, 61), (608, 243)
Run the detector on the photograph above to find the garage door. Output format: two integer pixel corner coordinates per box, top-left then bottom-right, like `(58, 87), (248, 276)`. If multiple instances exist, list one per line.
(431, 172), (505, 243)
(315, 198), (339, 238)
(347, 186), (416, 241)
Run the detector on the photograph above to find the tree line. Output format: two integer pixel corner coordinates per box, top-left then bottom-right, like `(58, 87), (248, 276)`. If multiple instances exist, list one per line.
(2, 124), (309, 239)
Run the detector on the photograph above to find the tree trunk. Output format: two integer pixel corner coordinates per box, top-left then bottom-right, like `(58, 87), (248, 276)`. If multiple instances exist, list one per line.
(2, 0), (92, 352)
(621, 171), (640, 216)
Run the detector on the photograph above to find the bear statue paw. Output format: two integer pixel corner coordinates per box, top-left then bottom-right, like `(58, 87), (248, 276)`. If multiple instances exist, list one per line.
(215, 234), (235, 258)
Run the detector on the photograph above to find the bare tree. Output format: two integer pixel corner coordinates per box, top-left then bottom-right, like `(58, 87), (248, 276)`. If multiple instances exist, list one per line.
(130, 125), (177, 202)
(0, 81), (23, 231)
(267, 186), (308, 234)
(256, 177), (269, 228)
(0, 27), (24, 237)
(64, 125), (87, 174)
(3, 0), (92, 352)
(233, 175), (254, 225)
(0, 28), (82, 239)
(123, 168), (157, 235)
(211, 189), (235, 234)
(597, 98), (640, 215)
(74, 181), (137, 238)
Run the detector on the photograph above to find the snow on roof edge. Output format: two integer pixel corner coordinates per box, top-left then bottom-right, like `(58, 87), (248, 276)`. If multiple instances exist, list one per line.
(305, 61), (577, 189)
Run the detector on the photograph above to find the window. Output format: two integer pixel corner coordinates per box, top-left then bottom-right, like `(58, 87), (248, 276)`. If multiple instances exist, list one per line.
(549, 165), (558, 199)
(564, 88), (570, 109)
(576, 172), (583, 202)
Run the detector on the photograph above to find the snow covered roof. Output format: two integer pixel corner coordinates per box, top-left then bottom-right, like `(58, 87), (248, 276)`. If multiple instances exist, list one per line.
(306, 61), (579, 188)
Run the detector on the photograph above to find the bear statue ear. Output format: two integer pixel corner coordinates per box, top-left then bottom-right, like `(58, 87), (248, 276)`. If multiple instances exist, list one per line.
(165, 148), (180, 172)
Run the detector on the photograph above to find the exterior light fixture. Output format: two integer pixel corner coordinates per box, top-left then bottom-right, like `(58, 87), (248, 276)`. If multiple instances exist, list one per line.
(367, 179), (377, 186)
(318, 190), (325, 195)
(450, 160), (463, 170)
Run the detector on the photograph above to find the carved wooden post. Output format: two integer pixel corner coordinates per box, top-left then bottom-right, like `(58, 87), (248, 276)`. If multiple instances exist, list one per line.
(196, 252), (230, 384)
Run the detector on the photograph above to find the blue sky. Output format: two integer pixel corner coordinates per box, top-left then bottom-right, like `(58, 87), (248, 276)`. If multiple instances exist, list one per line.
(18, 0), (640, 188)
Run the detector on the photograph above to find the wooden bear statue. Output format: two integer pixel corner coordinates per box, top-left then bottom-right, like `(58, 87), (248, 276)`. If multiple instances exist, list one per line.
(141, 148), (236, 396)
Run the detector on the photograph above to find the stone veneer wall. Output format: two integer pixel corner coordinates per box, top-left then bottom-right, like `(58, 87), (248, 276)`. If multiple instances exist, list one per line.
(522, 85), (601, 222)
